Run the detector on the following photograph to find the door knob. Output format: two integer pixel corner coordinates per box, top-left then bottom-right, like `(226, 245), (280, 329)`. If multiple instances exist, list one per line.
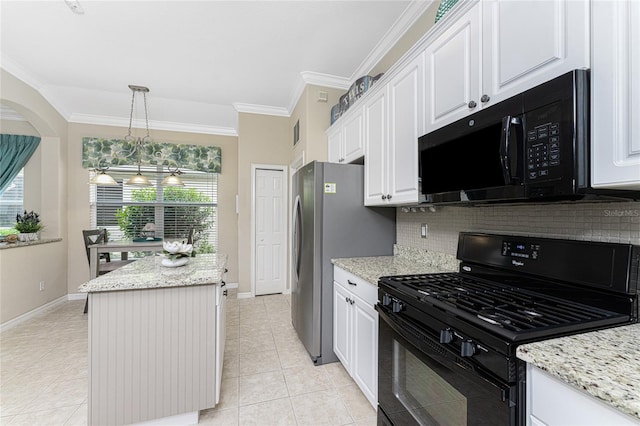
(481, 94), (490, 103)
(468, 100), (477, 109)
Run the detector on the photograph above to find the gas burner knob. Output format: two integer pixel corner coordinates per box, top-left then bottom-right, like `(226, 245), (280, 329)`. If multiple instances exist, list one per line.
(439, 329), (454, 344)
(460, 341), (476, 357)
(382, 293), (392, 306)
(392, 300), (405, 313)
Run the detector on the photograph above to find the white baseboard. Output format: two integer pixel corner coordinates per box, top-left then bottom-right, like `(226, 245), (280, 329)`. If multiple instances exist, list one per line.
(1, 295), (68, 332)
(237, 291), (254, 299)
(67, 293), (87, 301)
(225, 282), (238, 289)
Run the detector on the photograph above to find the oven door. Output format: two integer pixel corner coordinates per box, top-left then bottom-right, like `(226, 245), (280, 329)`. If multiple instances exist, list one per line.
(377, 308), (517, 426)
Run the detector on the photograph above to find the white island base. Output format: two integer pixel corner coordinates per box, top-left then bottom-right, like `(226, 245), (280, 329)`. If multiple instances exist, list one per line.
(80, 254), (227, 426)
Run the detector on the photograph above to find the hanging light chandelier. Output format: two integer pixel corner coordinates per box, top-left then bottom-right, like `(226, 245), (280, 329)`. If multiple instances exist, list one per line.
(89, 85), (185, 187)
(124, 85), (152, 186)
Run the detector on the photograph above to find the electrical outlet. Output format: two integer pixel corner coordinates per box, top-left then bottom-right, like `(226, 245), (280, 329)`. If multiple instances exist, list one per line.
(421, 223), (428, 238)
(39, 281), (45, 291)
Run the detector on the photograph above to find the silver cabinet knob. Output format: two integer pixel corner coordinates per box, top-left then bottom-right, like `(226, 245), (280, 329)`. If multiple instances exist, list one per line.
(481, 94), (490, 103)
(387, 194), (392, 200)
(382, 195), (387, 200)
(468, 100), (477, 108)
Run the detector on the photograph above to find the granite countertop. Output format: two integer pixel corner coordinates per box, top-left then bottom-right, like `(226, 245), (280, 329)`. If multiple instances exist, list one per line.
(79, 253), (227, 293)
(517, 324), (640, 421)
(0, 238), (63, 250)
(332, 245), (459, 285)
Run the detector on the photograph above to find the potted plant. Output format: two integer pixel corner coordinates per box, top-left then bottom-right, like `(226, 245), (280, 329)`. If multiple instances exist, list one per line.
(15, 210), (43, 242)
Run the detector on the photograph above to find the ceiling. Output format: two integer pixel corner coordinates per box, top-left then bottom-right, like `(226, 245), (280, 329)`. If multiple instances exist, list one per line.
(1, 1), (431, 136)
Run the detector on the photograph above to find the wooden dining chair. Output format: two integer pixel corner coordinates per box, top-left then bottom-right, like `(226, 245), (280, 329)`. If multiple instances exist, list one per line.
(82, 229), (136, 313)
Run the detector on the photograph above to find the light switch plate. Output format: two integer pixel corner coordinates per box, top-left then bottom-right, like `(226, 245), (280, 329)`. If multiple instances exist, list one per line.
(421, 223), (428, 238)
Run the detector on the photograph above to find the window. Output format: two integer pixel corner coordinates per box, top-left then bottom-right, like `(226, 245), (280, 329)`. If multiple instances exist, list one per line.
(0, 169), (24, 230)
(89, 166), (217, 254)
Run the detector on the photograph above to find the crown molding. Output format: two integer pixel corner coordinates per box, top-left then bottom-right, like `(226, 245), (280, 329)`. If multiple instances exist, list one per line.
(300, 71), (351, 90)
(0, 104), (27, 121)
(350, 0), (436, 80)
(233, 103), (290, 117)
(68, 113), (238, 137)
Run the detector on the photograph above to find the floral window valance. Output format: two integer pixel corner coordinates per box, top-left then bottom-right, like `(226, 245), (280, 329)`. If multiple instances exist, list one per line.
(82, 137), (222, 173)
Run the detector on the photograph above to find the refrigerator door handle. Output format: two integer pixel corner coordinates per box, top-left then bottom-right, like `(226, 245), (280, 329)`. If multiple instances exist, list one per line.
(292, 195), (303, 282)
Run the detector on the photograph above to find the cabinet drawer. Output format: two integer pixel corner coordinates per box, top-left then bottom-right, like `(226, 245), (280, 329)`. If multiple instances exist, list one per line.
(334, 266), (378, 307)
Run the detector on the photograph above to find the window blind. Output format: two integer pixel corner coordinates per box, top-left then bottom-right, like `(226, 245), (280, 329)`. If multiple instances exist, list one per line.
(0, 169), (23, 229)
(89, 166), (217, 254)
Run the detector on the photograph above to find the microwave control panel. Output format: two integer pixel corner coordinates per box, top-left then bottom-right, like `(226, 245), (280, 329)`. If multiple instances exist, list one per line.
(526, 122), (561, 182)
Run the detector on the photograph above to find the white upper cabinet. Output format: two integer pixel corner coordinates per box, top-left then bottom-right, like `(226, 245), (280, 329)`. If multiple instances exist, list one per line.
(327, 107), (364, 164)
(591, 0), (640, 190)
(365, 54), (423, 206)
(482, 0), (589, 106)
(424, 4), (482, 130)
(327, 125), (342, 163)
(364, 88), (388, 205)
(388, 54), (424, 204)
(425, 0), (589, 132)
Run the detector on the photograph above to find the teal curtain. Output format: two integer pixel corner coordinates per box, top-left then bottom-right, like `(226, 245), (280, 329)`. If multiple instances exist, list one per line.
(0, 134), (41, 195)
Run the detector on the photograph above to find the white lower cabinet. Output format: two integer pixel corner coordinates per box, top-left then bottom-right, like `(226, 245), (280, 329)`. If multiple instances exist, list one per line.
(526, 364), (640, 425)
(333, 266), (378, 408)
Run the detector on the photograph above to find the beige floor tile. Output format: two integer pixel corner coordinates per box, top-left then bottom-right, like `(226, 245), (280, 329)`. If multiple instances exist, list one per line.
(320, 362), (356, 388)
(238, 331), (276, 354)
(199, 407), (239, 425)
(0, 416), (16, 425)
(239, 349), (281, 376)
(63, 404), (87, 426)
(22, 377), (87, 412)
(222, 354), (240, 379)
(283, 365), (333, 396)
(239, 320), (272, 335)
(225, 338), (239, 356)
(5, 405), (78, 426)
(355, 416), (378, 426)
(238, 397), (297, 425)
(336, 384), (377, 421)
(291, 389), (354, 426)
(214, 377), (239, 411)
(276, 342), (315, 370)
(238, 371), (289, 406)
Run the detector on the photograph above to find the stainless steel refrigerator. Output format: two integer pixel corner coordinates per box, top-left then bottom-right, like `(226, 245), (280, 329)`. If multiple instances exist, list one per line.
(291, 161), (396, 365)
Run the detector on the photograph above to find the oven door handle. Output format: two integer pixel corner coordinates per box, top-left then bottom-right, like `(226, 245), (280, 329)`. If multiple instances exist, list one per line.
(377, 306), (509, 394)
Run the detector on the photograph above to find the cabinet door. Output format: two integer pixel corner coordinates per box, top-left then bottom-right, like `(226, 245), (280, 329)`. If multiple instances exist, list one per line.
(482, 0), (589, 106)
(424, 3), (481, 132)
(352, 295), (378, 408)
(591, 0), (640, 190)
(343, 107), (365, 163)
(333, 282), (351, 370)
(388, 53), (423, 205)
(327, 126), (343, 163)
(364, 88), (388, 206)
(215, 285), (226, 404)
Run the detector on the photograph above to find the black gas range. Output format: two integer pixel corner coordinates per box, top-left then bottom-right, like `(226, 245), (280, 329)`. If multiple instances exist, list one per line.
(376, 232), (639, 426)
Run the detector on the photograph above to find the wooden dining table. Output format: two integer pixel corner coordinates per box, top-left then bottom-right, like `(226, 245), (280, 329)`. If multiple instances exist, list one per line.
(88, 239), (164, 279)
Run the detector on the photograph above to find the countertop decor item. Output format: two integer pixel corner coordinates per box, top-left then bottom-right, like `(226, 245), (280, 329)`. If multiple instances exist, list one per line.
(161, 240), (193, 267)
(15, 210), (43, 241)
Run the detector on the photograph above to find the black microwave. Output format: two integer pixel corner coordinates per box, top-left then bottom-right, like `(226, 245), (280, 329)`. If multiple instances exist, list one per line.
(419, 69), (639, 204)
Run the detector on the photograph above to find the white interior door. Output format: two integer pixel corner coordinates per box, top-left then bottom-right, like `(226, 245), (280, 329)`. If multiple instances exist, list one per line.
(255, 168), (286, 295)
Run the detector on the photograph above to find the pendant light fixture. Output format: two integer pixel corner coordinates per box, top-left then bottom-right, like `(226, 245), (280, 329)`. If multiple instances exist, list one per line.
(89, 161), (118, 186)
(125, 85), (152, 186)
(162, 166), (185, 186)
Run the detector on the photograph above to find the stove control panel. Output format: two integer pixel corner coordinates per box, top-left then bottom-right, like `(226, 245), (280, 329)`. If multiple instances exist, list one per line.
(502, 240), (540, 260)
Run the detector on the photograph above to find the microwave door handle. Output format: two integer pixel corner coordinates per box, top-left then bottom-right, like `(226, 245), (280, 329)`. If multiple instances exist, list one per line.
(500, 116), (520, 184)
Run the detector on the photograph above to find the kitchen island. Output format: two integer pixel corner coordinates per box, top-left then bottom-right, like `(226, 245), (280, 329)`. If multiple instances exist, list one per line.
(79, 253), (227, 426)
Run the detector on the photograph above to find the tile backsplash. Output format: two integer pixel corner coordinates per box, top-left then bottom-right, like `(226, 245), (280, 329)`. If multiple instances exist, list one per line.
(396, 201), (640, 256)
